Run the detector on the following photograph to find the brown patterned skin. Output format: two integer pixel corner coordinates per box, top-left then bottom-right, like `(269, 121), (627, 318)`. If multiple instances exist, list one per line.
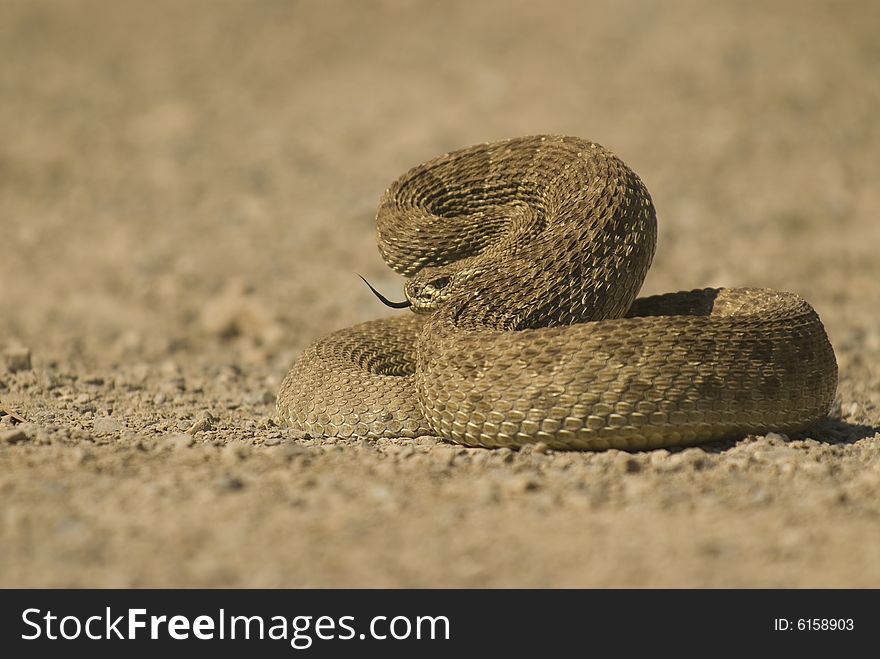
(277, 135), (838, 449)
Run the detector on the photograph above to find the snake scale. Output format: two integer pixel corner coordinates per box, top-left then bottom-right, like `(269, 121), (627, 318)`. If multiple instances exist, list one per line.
(277, 135), (837, 450)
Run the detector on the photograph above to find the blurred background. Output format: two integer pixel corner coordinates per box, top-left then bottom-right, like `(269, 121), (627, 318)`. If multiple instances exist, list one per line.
(2, 0), (877, 376)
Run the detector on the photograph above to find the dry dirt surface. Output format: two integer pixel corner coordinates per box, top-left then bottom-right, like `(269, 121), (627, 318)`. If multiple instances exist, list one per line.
(2, 0), (879, 587)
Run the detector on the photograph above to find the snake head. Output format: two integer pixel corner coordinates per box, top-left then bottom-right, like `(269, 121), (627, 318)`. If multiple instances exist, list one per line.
(404, 269), (453, 313)
(405, 263), (482, 314)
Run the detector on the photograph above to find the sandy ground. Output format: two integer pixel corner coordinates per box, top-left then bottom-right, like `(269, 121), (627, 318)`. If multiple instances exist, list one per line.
(2, 0), (879, 587)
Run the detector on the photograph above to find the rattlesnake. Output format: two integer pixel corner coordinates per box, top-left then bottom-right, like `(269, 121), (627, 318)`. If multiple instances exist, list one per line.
(277, 135), (837, 450)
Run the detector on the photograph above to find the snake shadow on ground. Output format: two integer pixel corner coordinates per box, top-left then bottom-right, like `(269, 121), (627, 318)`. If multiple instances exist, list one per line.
(667, 419), (880, 455)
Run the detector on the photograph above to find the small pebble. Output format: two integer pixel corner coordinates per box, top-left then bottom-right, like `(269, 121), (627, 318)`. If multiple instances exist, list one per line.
(501, 474), (541, 495)
(623, 457), (642, 473)
(0, 428), (29, 444)
(186, 410), (218, 434)
(214, 475), (244, 492)
(247, 390), (276, 406)
(161, 433), (194, 450)
(430, 445), (457, 465)
(221, 442), (251, 463)
(93, 417), (124, 435)
(3, 347), (32, 373)
(0, 403), (25, 423)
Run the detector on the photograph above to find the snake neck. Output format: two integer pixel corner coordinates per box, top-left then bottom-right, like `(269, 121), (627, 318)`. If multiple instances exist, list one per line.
(381, 135), (659, 332)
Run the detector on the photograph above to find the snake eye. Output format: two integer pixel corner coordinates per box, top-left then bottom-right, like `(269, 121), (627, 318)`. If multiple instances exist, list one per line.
(422, 276), (450, 297)
(404, 272), (453, 312)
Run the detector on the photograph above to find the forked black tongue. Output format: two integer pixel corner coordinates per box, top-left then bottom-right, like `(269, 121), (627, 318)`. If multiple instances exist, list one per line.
(357, 274), (411, 309)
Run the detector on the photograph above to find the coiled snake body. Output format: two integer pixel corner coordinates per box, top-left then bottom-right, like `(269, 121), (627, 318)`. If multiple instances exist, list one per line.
(277, 135), (837, 450)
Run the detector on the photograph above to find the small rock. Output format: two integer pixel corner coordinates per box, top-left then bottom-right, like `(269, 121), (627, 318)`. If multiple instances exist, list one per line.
(492, 447), (515, 464)
(72, 446), (94, 464)
(153, 392), (168, 405)
(648, 449), (670, 466)
(163, 376), (186, 393)
(186, 410), (218, 435)
(531, 441), (550, 454)
(3, 347), (31, 373)
(40, 373), (61, 390)
(764, 432), (789, 444)
(214, 474), (244, 491)
(678, 447), (708, 470)
(0, 428), (29, 444)
(93, 417), (124, 435)
(622, 457), (642, 473)
(162, 433), (194, 450)
(221, 442), (251, 463)
(247, 389), (276, 406)
(0, 402), (26, 423)
(286, 427), (308, 440)
(750, 488), (772, 505)
(128, 363), (151, 385)
(501, 474), (541, 495)
(383, 444), (414, 459)
(431, 445), (457, 466)
(667, 453), (688, 470)
(267, 442), (308, 461)
(120, 430), (139, 443)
